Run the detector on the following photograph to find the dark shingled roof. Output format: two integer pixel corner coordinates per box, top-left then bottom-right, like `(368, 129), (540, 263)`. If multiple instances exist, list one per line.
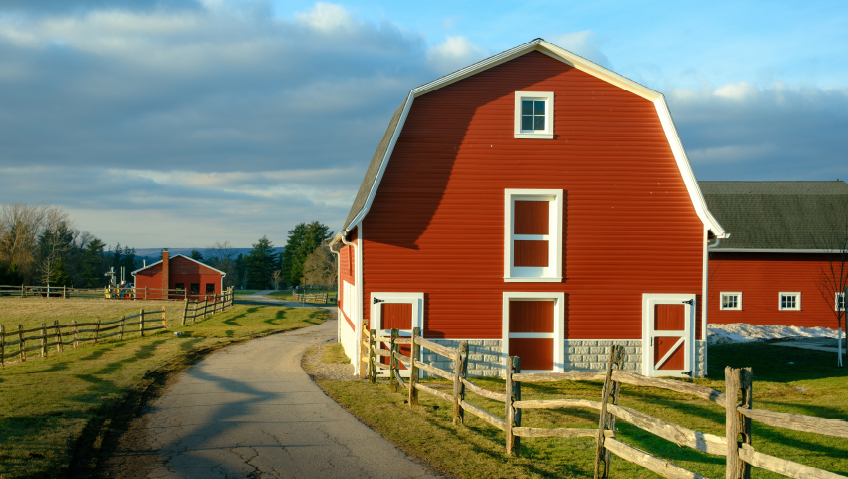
(699, 181), (848, 250)
(343, 100), (407, 230)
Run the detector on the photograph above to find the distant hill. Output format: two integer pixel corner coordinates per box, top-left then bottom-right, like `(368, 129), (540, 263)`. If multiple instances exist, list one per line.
(134, 247), (285, 261)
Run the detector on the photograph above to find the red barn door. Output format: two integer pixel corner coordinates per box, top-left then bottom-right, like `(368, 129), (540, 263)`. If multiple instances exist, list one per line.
(642, 294), (694, 377)
(371, 293), (423, 377)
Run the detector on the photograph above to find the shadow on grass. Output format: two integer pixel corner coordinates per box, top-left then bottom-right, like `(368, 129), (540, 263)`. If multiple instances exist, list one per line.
(707, 343), (848, 383)
(222, 306), (260, 326)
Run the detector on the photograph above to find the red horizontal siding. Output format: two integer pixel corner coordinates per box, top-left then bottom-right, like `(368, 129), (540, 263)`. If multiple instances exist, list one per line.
(709, 252), (842, 328)
(361, 51), (705, 340)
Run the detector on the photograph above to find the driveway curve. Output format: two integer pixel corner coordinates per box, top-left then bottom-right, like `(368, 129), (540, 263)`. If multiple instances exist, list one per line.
(117, 317), (440, 478)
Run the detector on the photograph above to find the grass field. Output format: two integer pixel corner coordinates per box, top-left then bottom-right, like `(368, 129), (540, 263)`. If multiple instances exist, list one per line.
(0, 299), (329, 479)
(0, 297), (185, 331)
(317, 343), (848, 479)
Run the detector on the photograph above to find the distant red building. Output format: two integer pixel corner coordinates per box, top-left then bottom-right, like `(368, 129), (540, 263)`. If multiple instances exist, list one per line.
(132, 249), (226, 300)
(702, 181), (848, 328)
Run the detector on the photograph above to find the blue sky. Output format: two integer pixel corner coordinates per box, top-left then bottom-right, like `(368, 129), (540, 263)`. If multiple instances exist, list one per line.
(0, 0), (846, 247)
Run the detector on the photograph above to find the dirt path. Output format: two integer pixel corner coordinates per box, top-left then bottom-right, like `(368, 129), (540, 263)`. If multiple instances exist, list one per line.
(105, 319), (440, 478)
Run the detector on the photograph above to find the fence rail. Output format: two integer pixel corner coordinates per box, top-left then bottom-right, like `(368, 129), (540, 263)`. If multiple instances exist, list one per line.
(362, 325), (848, 479)
(0, 308), (166, 366)
(181, 288), (235, 325)
(0, 284), (232, 301)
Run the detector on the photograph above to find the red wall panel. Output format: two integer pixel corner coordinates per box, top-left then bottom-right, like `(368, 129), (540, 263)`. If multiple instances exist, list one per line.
(709, 252), (841, 328)
(134, 256), (222, 300)
(360, 51), (705, 340)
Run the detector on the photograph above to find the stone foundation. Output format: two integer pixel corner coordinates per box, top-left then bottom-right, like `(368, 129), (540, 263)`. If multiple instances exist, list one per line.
(414, 338), (707, 378)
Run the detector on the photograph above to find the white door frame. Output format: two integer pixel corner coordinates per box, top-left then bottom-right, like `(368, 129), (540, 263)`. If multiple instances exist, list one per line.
(642, 293), (695, 377)
(502, 292), (565, 373)
(371, 292), (424, 377)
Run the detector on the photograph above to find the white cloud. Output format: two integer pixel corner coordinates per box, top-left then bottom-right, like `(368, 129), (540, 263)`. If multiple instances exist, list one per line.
(293, 2), (356, 33)
(426, 35), (488, 74)
(548, 31), (611, 69)
(714, 81), (758, 100)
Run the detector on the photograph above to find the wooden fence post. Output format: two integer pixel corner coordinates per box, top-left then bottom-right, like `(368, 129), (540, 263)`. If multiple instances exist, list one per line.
(369, 329), (377, 384)
(181, 299), (189, 326)
(72, 320), (78, 348)
(453, 341), (468, 426)
(0, 324), (5, 367)
(54, 320), (62, 353)
(162, 307), (167, 329)
(726, 367), (753, 479)
(94, 319), (101, 344)
(21, 284), (24, 298)
(390, 328), (398, 393)
(119, 316), (125, 340)
(505, 356), (516, 455)
(140, 309), (145, 337)
(41, 323), (47, 358)
(19, 325), (25, 362)
(594, 345), (624, 479)
(63, 285), (66, 299)
(409, 327), (420, 406)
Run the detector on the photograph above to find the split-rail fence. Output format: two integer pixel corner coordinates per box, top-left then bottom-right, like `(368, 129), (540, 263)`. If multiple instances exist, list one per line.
(364, 326), (848, 479)
(180, 290), (235, 325)
(0, 284), (234, 302)
(0, 309), (166, 367)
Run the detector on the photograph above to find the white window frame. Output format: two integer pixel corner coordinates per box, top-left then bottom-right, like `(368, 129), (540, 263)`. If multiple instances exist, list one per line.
(514, 91), (554, 139)
(504, 189), (563, 282)
(720, 292), (742, 311)
(502, 292), (565, 373)
(836, 292), (846, 312)
(779, 292), (801, 311)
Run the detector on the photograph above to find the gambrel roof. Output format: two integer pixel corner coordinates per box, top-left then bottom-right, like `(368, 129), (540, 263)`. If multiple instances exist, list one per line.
(700, 181), (848, 251)
(340, 38), (726, 238)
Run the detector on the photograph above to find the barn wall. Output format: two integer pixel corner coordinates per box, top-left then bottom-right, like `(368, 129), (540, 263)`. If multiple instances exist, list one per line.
(133, 256), (223, 300)
(361, 51), (706, 350)
(709, 252), (842, 328)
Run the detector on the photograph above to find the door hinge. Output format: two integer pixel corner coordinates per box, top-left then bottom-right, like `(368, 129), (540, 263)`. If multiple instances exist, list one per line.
(373, 298), (385, 305)
(682, 299), (694, 305)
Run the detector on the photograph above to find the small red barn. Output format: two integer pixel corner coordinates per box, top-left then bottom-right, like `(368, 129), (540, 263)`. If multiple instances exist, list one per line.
(331, 39), (727, 378)
(702, 181), (848, 328)
(132, 249), (226, 300)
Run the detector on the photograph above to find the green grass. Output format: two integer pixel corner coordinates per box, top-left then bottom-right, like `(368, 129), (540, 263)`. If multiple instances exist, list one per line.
(0, 297), (185, 331)
(0, 302), (329, 479)
(317, 343), (848, 479)
(322, 342), (350, 364)
(233, 289), (261, 296)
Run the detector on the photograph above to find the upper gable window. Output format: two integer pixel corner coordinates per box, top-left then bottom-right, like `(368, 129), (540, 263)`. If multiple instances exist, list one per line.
(504, 189), (563, 282)
(514, 91), (554, 139)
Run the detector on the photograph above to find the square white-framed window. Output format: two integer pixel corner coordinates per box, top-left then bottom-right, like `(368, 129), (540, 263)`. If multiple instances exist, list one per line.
(779, 292), (801, 311)
(836, 292), (846, 312)
(720, 292), (742, 311)
(514, 91), (554, 139)
(504, 189), (563, 282)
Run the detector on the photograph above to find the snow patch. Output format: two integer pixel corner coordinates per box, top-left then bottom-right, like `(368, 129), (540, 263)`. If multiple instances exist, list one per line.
(708, 323), (842, 345)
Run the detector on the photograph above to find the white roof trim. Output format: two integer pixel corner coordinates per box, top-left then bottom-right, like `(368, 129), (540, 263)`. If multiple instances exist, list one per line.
(130, 254), (227, 277)
(346, 39), (725, 237)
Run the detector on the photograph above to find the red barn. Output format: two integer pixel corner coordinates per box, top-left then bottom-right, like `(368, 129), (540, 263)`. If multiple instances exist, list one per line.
(702, 181), (848, 328)
(331, 40), (727, 378)
(132, 249), (226, 300)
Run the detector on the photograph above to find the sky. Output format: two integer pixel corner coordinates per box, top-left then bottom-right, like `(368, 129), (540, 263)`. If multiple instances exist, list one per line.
(0, 0), (846, 248)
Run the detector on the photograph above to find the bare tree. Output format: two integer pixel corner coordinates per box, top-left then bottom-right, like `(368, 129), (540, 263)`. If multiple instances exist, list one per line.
(206, 240), (236, 288)
(301, 243), (338, 288)
(815, 211), (848, 367)
(271, 270), (283, 291)
(38, 208), (73, 292)
(0, 203), (69, 284)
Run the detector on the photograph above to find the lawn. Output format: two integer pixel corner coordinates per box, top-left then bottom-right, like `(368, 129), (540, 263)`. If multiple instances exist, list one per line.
(317, 343), (848, 479)
(0, 297), (184, 331)
(0, 300), (329, 479)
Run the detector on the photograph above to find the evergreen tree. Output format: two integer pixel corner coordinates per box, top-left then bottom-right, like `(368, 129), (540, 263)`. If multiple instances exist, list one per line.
(190, 249), (204, 262)
(83, 239), (106, 288)
(234, 253), (247, 289)
(280, 222), (332, 286)
(246, 236), (278, 289)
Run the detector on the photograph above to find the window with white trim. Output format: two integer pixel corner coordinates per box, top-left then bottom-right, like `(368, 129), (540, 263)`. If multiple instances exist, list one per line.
(514, 91), (554, 138)
(779, 292), (801, 311)
(837, 292), (846, 312)
(720, 292), (742, 311)
(504, 189), (563, 282)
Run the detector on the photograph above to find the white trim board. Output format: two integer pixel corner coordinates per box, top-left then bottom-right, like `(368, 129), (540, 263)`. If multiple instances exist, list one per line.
(502, 292), (565, 373)
(343, 39), (726, 238)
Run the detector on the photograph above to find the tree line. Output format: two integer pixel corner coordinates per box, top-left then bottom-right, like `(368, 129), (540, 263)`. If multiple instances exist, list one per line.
(203, 221), (338, 290)
(0, 203), (140, 287)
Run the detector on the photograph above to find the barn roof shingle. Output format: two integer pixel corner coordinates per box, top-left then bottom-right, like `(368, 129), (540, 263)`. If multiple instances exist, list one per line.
(700, 181), (848, 250)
